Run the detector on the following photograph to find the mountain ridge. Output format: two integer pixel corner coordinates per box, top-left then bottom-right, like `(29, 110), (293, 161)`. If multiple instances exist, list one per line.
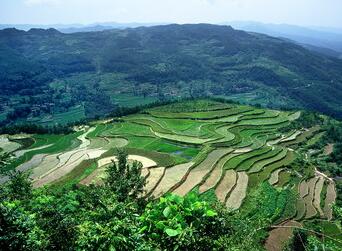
(0, 23), (342, 125)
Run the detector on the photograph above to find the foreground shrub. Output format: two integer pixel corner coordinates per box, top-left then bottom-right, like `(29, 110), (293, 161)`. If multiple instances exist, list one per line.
(140, 193), (229, 250)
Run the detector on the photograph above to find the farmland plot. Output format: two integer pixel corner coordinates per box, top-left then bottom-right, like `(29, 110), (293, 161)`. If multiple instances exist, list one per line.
(304, 177), (319, 219)
(215, 169), (237, 203)
(2, 99), (336, 234)
(312, 177), (324, 217)
(295, 199), (306, 220)
(324, 182), (337, 220)
(144, 167), (166, 195)
(268, 168), (284, 185)
(173, 148), (232, 196)
(97, 155), (157, 169)
(153, 131), (214, 144)
(0, 136), (22, 153)
(14, 144), (53, 158)
(199, 152), (236, 193)
(226, 172), (249, 210)
(16, 154), (47, 173)
(152, 162), (194, 197)
(31, 154), (60, 179)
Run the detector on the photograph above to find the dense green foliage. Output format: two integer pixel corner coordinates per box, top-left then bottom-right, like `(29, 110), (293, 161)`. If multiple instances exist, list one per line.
(1, 24), (342, 126)
(312, 119), (342, 178)
(140, 193), (227, 250)
(280, 111), (323, 133)
(0, 123), (73, 135)
(1, 170), (307, 250)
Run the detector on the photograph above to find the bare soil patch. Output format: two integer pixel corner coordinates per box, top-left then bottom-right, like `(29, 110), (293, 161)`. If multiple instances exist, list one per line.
(215, 170), (236, 203)
(152, 162), (194, 198)
(324, 182), (337, 220)
(226, 172), (248, 210)
(265, 220), (302, 251)
(173, 148), (232, 196)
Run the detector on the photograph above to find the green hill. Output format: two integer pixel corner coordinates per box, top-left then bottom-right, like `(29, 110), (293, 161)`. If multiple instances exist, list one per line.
(1, 24), (342, 126)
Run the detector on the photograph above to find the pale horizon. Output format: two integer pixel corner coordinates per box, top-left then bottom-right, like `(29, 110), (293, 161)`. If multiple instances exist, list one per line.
(1, 0), (342, 29)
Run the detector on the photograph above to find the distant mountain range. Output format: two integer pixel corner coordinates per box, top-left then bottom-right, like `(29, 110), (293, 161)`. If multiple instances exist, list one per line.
(226, 21), (342, 59)
(0, 24), (342, 125)
(1, 21), (342, 59)
(0, 22), (164, 33)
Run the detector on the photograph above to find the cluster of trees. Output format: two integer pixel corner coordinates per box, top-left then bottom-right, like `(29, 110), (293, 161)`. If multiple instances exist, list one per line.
(330, 143), (342, 165)
(321, 119), (342, 176)
(325, 119), (342, 142)
(322, 119), (342, 208)
(107, 98), (185, 118)
(280, 111), (323, 134)
(0, 123), (73, 135)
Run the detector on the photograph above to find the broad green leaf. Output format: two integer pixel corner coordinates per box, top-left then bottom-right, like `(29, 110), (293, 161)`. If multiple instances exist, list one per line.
(156, 221), (165, 230)
(165, 228), (180, 237)
(206, 210), (217, 217)
(163, 206), (171, 218)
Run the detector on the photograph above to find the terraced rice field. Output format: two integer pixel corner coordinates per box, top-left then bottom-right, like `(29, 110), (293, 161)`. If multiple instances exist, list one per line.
(313, 177), (324, 217)
(0, 135), (22, 153)
(173, 148), (233, 196)
(303, 177), (319, 219)
(324, 182), (337, 220)
(144, 167), (166, 195)
(226, 172), (249, 209)
(152, 162), (194, 197)
(215, 169), (237, 203)
(199, 152), (235, 193)
(269, 168), (284, 185)
(0, 99), (336, 230)
(248, 148), (286, 173)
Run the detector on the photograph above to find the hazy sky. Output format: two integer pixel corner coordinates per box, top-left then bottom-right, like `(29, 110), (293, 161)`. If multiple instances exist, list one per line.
(1, 0), (342, 28)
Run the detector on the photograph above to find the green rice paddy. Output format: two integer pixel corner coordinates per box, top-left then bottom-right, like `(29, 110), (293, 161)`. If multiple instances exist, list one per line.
(0, 99), (335, 230)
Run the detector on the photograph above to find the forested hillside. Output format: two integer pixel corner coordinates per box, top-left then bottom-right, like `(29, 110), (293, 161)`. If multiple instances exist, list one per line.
(1, 24), (342, 126)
